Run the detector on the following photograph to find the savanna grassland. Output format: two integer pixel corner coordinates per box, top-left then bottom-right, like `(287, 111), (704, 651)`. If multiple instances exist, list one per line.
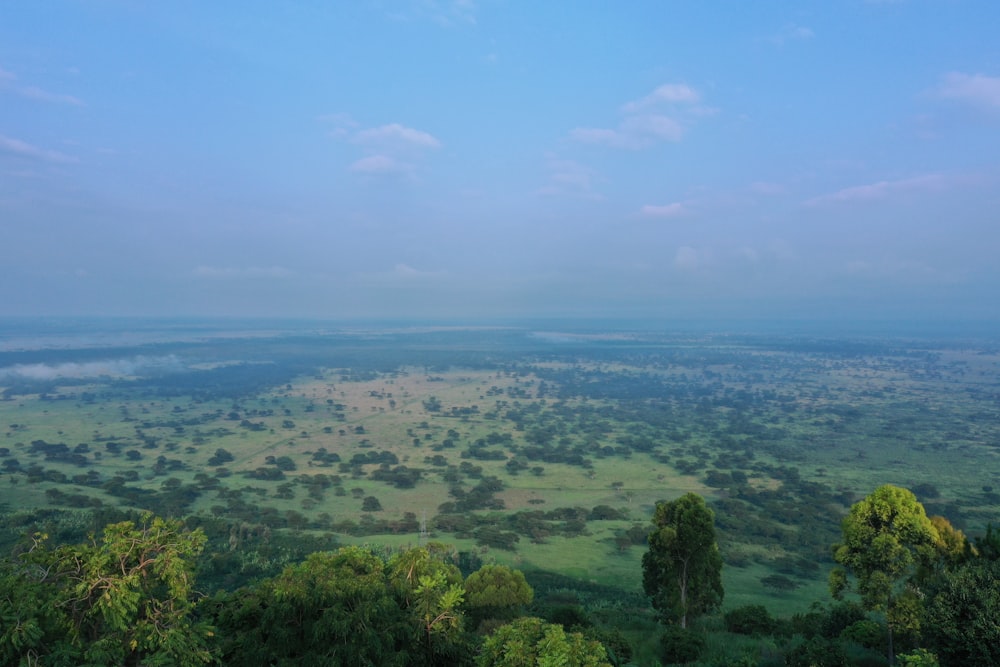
(2, 324), (999, 620)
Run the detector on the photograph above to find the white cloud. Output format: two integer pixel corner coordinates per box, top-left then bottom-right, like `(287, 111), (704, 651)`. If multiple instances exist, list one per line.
(0, 134), (77, 164)
(571, 82), (706, 150)
(640, 203), (685, 218)
(622, 84), (700, 113)
(193, 266), (293, 279)
(322, 115), (439, 175)
(935, 72), (1000, 111)
(805, 174), (946, 206)
(355, 123), (441, 149)
(572, 115), (684, 149)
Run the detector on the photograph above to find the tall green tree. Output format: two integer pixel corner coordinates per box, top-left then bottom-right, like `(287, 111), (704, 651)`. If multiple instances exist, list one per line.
(388, 543), (469, 665)
(830, 485), (942, 665)
(642, 493), (723, 629)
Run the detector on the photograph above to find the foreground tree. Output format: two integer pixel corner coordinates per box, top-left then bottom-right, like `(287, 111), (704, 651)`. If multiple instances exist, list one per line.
(830, 485), (942, 665)
(642, 493), (723, 629)
(477, 617), (610, 667)
(211, 546), (410, 666)
(388, 543), (469, 665)
(3, 513), (215, 666)
(463, 564), (533, 629)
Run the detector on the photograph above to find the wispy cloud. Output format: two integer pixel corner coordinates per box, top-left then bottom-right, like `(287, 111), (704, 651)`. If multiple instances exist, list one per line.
(357, 263), (448, 285)
(640, 202), (686, 218)
(322, 115), (440, 175)
(621, 84), (700, 112)
(537, 156), (603, 199)
(934, 72), (1000, 111)
(0, 134), (78, 164)
(0, 65), (85, 106)
(571, 82), (709, 149)
(355, 123), (441, 149)
(764, 24), (814, 45)
(805, 174), (946, 206)
(193, 266), (294, 279)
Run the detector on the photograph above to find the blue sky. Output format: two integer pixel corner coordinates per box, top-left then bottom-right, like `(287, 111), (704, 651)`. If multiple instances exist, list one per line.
(2, 1), (999, 324)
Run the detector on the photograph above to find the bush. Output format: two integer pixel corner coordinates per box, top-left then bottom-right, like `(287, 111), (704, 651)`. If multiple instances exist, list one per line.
(659, 625), (705, 664)
(724, 604), (776, 636)
(786, 636), (848, 667)
(840, 619), (884, 651)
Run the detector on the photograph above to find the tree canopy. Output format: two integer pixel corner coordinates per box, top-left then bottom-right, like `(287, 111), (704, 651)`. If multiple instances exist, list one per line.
(829, 484), (944, 664)
(642, 492), (723, 629)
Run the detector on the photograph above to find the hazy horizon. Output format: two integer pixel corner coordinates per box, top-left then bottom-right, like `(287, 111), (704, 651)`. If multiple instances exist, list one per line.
(2, 2), (999, 323)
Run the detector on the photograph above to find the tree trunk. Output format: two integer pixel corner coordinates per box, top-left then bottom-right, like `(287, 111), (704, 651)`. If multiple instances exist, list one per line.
(679, 560), (689, 629)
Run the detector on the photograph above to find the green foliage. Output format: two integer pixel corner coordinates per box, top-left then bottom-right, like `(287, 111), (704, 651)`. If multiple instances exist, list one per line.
(464, 564), (533, 627)
(3, 513), (215, 666)
(922, 559), (1000, 666)
(211, 546), (410, 666)
(642, 493), (723, 628)
(389, 544), (470, 663)
(830, 485), (942, 662)
(897, 648), (939, 667)
(723, 604), (777, 636)
(657, 624), (705, 664)
(785, 636), (849, 667)
(478, 617), (611, 667)
(841, 619), (886, 652)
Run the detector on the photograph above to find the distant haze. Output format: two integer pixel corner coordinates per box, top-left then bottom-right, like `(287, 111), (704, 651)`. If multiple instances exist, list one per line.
(1, 2), (999, 325)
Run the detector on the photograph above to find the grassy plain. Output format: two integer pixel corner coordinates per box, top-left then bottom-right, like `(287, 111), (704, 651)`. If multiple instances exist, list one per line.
(1, 327), (999, 618)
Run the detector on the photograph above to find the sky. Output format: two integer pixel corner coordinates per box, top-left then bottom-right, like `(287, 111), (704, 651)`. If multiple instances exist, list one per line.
(1, 1), (999, 325)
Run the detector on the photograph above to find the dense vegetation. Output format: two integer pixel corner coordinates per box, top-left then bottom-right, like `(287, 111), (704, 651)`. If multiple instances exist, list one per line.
(1, 325), (998, 664)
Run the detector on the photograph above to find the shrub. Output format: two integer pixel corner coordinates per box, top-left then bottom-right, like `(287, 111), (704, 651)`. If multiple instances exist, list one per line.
(840, 619), (884, 651)
(786, 636), (848, 667)
(659, 625), (705, 664)
(724, 604), (776, 636)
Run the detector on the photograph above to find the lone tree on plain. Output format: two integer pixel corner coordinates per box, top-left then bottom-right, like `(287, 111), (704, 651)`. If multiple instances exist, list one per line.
(642, 492), (723, 629)
(830, 484), (943, 665)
